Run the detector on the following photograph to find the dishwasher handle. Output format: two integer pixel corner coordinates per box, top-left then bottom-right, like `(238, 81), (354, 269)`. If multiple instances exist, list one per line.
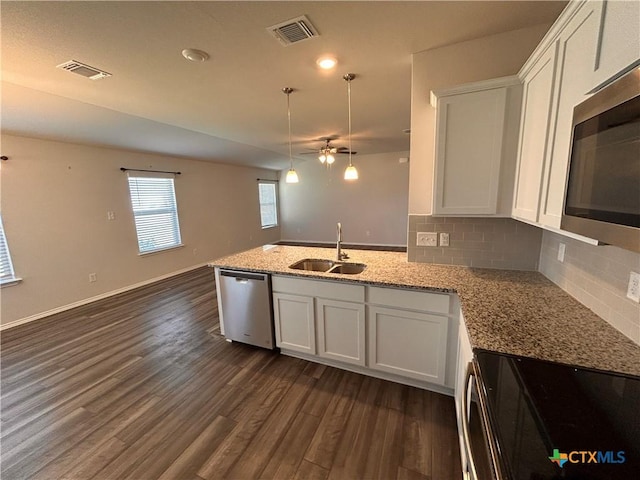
(219, 270), (267, 282)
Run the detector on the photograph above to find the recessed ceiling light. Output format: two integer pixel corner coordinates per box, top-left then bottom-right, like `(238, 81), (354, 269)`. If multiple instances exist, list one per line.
(316, 56), (337, 70)
(182, 48), (209, 62)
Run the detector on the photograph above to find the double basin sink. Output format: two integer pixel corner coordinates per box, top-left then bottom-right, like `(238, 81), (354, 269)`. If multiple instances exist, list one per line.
(289, 258), (367, 275)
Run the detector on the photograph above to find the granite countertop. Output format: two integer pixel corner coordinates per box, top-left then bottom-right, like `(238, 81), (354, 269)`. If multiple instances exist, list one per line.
(212, 245), (640, 376)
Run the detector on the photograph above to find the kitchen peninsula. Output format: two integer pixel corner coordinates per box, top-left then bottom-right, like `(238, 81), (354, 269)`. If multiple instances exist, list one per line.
(212, 245), (640, 380)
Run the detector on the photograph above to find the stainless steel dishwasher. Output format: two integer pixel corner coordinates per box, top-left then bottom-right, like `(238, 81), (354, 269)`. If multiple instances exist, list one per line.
(217, 269), (275, 349)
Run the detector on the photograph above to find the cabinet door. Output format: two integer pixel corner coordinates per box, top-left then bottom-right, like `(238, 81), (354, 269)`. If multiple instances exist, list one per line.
(368, 306), (449, 385)
(273, 293), (315, 354)
(512, 43), (559, 222)
(433, 88), (507, 215)
(539, 0), (604, 228)
(593, 0), (640, 87)
(316, 299), (366, 366)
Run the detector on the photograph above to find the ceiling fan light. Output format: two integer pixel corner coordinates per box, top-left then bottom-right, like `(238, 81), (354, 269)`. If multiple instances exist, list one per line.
(326, 154), (335, 164)
(344, 165), (358, 180)
(286, 168), (299, 183)
(319, 154), (326, 163)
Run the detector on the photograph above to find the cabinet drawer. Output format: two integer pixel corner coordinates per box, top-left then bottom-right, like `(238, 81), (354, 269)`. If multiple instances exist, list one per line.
(368, 286), (450, 315)
(272, 275), (365, 302)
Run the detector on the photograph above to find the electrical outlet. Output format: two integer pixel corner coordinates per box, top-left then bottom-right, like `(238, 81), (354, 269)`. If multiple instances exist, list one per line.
(627, 271), (640, 303)
(417, 232), (438, 247)
(557, 243), (566, 263)
(439, 233), (450, 247)
(107, 211), (115, 221)
(89, 273), (97, 283)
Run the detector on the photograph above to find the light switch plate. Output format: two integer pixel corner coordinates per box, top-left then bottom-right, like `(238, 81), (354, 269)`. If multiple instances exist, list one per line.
(439, 232), (450, 247)
(627, 271), (640, 303)
(417, 232), (438, 247)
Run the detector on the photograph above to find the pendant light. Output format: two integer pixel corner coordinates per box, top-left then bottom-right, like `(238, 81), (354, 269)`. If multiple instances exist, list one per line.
(283, 87), (299, 183)
(343, 73), (358, 181)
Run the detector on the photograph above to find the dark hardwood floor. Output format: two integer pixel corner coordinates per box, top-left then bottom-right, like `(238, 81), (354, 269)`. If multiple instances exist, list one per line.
(1, 266), (462, 480)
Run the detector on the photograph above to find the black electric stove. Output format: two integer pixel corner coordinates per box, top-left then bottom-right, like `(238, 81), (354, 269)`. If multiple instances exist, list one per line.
(474, 350), (640, 480)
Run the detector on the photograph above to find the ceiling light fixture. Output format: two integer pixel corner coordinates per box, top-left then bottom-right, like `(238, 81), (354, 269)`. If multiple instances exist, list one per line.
(318, 141), (335, 165)
(181, 48), (209, 62)
(343, 73), (358, 181)
(283, 87), (299, 184)
(316, 56), (337, 70)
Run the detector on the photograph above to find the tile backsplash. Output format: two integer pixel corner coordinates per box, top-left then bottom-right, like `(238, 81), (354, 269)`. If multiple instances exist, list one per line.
(407, 215), (542, 270)
(539, 231), (640, 345)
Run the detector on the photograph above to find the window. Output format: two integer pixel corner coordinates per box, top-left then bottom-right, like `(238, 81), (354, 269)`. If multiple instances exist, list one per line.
(258, 181), (278, 228)
(127, 174), (182, 254)
(0, 214), (18, 285)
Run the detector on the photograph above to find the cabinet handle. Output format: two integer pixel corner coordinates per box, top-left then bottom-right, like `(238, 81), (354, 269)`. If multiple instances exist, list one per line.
(461, 362), (479, 480)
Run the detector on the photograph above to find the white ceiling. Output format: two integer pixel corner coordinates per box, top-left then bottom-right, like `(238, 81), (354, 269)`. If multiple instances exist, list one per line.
(1, 1), (567, 170)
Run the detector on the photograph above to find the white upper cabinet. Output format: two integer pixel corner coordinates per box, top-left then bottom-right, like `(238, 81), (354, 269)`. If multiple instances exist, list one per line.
(593, 0), (640, 87)
(431, 77), (522, 216)
(510, 0), (637, 241)
(539, 0), (604, 228)
(512, 43), (560, 222)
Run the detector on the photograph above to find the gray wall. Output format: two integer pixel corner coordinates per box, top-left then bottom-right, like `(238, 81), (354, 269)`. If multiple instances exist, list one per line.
(1, 134), (280, 326)
(539, 231), (640, 344)
(279, 151), (409, 246)
(408, 215), (542, 270)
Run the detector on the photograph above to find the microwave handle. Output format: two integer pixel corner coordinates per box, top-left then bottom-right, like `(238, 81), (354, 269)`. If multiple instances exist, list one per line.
(461, 362), (479, 480)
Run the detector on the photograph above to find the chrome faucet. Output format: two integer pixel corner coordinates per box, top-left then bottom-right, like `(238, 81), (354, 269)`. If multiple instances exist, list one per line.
(336, 222), (348, 261)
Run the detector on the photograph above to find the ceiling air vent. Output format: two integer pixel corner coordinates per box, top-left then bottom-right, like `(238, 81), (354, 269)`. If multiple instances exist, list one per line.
(56, 60), (111, 80)
(267, 15), (319, 46)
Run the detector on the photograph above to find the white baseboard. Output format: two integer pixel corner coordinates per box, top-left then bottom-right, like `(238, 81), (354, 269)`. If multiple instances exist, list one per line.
(1, 263), (212, 331)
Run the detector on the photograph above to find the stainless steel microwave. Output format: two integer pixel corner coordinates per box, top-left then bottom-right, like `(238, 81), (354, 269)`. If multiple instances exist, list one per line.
(561, 66), (640, 253)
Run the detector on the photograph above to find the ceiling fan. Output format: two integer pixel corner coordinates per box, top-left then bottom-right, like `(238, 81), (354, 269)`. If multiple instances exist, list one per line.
(300, 137), (357, 165)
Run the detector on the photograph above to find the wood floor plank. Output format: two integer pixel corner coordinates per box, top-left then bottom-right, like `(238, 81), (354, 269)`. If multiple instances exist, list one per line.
(42, 395), (163, 480)
(196, 359), (308, 479)
(225, 374), (316, 479)
(0, 266), (462, 480)
(431, 391), (464, 480)
(397, 465), (432, 480)
(258, 412), (322, 480)
(156, 415), (237, 480)
(294, 459), (330, 480)
(377, 403), (406, 480)
(401, 387), (435, 477)
(303, 370), (364, 469)
(327, 376), (386, 480)
(300, 365), (344, 417)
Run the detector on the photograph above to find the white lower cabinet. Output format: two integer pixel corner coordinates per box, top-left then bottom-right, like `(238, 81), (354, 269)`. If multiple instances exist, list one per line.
(368, 306), (449, 385)
(271, 275), (456, 391)
(273, 292), (315, 355)
(316, 298), (365, 366)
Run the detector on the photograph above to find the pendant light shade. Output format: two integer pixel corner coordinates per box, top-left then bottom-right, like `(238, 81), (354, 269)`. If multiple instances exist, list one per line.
(283, 87), (299, 184)
(343, 73), (358, 181)
(286, 168), (299, 183)
(344, 165), (358, 180)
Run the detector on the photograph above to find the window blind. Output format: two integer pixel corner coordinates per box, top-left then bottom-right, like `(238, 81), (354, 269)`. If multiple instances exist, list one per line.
(127, 175), (182, 254)
(258, 182), (278, 228)
(0, 215), (17, 284)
